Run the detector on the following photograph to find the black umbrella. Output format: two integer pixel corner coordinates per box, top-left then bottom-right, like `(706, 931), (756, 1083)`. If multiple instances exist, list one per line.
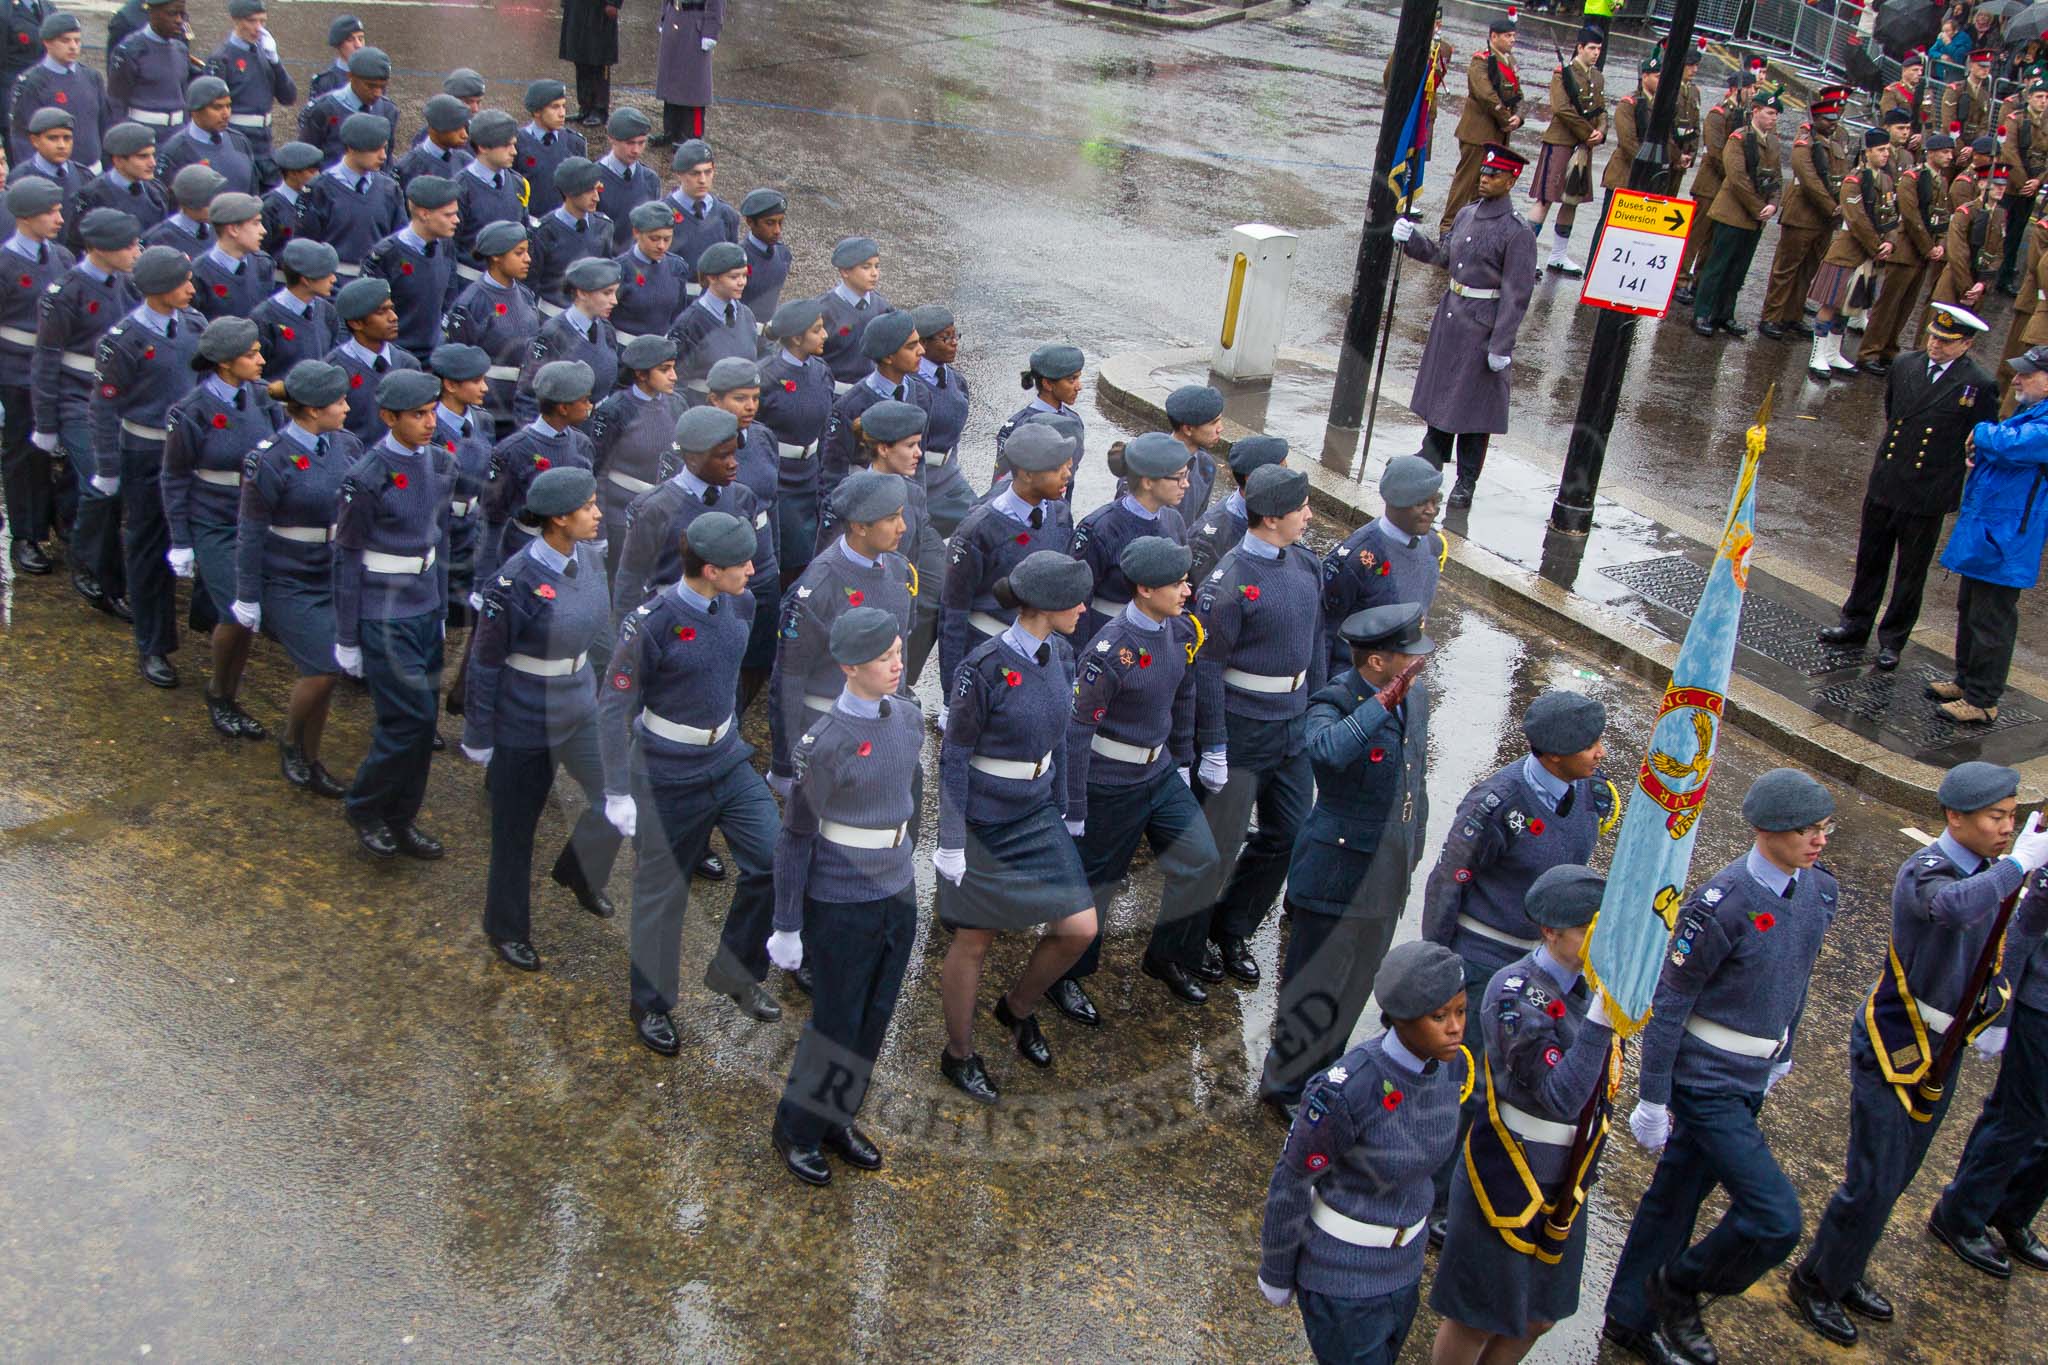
(2006, 0), (2048, 46)
(1873, 0), (1944, 58)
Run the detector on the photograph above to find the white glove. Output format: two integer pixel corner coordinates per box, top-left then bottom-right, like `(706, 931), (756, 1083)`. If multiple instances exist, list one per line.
(1390, 217), (1417, 244)
(604, 793), (637, 838)
(1258, 1277), (1294, 1308)
(933, 705), (949, 735)
(1975, 1026), (2010, 1059)
(1586, 991), (1613, 1030)
(1064, 818), (1086, 837)
(231, 599), (261, 631)
(1765, 1060), (1793, 1095)
(766, 771), (793, 799)
(467, 591), (483, 613)
(166, 546), (194, 578)
(460, 743), (492, 765)
(767, 930), (803, 972)
(1198, 750), (1229, 790)
(2008, 811), (2048, 874)
(334, 643), (363, 677)
(1487, 352), (1512, 373)
(1629, 1099), (1671, 1151)
(1178, 765), (1192, 786)
(29, 430), (56, 452)
(90, 474), (119, 497)
(934, 846), (966, 885)
(257, 26), (278, 58)
(700, 35), (717, 50)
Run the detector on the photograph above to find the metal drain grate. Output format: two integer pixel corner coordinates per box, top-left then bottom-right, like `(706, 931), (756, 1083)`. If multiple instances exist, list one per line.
(1601, 556), (1873, 675)
(1811, 667), (2043, 750)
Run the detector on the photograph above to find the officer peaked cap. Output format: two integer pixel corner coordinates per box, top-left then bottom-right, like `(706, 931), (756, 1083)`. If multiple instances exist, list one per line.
(374, 368), (440, 412)
(1522, 689), (1606, 755)
(1004, 423), (1075, 473)
(830, 606), (901, 666)
(1124, 431), (1192, 479)
(429, 343), (490, 382)
(1375, 941), (1468, 1020)
(832, 470), (908, 524)
(1526, 865), (1605, 928)
(1165, 383), (1225, 427)
(1938, 761), (2020, 814)
(526, 466), (596, 519)
(1740, 768), (1835, 831)
(687, 510), (755, 567)
(1008, 550), (1093, 612)
(1119, 535), (1192, 589)
(674, 404), (738, 452)
(1341, 602), (1433, 655)
(334, 276), (391, 320)
(860, 399), (926, 444)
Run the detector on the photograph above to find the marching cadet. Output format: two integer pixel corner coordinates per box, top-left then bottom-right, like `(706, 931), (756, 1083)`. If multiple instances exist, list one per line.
(256, 140), (317, 247)
(0, 0), (54, 151)
(1528, 27), (1606, 277)
(514, 255), (620, 427)
(1758, 85), (1849, 342)
(107, 0), (197, 146)
(1881, 48), (1931, 145)
(72, 123), (165, 244)
(817, 234), (889, 388)
(1805, 127), (1897, 380)
(0, 178), (68, 578)
(303, 114), (404, 274)
(702, 354), (781, 708)
(1939, 48), (1997, 150)
(1320, 454), (1444, 675)
(937, 422), (1075, 698)
(1692, 86), (1784, 339)
(326, 276), (421, 445)
(90, 242), (202, 689)
(461, 465), (622, 970)
(1603, 769), (1841, 1365)
(306, 14), (362, 101)
(611, 200), (689, 342)
(767, 606), (924, 1184)
(818, 307), (923, 501)
(1600, 48), (1690, 198)
(1191, 463), (1323, 987)
(1857, 129), (1955, 374)
(995, 342), (1085, 477)
(662, 139), (740, 288)
(244, 237), (333, 377)
(437, 67), (485, 123)
(610, 404), (765, 634)
(1070, 431), (1190, 651)
(332, 367), (455, 861)
(294, 45), (398, 166)
(161, 314), (274, 736)
(391, 96), (472, 190)
(481, 359), (597, 584)
(10, 14), (109, 172)
(1257, 942), (1471, 1365)
(601, 508), (783, 1046)
(819, 399), (939, 684)
(453, 112), (528, 276)
(668, 240), (756, 387)
(1934, 159), (2006, 312)
(233, 358), (355, 794)
(1673, 69), (1752, 306)
(429, 342), (494, 633)
(142, 163), (219, 261)
(9, 109), (85, 227)
(189, 191), (268, 321)
(361, 175), (457, 356)
(909, 304), (973, 534)
(595, 111), (659, 252)
(528, 156), (612, 307)
(1997, 79), (2048, 296)
(1440, 8), (1522, 233)
(204, 0), (292, 185)
(34, 205), (138, 615)
(587, 333), (684, 579)
(1392, 142), (1535, 506)
(1430, 865), (1619, 1365)
(739, 187), (789, 320)
(1163, 383), (1223, 520)
(757, 295), (833, 582)
(1187, 433), (1287, 584)
(442, 220), (540, 438)
(1258, 602), (1431, 1121)
(1792, 764), (2048, 1344)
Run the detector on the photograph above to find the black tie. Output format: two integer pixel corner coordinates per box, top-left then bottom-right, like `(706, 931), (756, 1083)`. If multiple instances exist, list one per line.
(422, 240), (436, 257)
(1035, 642), (1050, 665)
(724, 302), (735, 324)
(372, 354), (388, 373)
(315, 436), (328, 457)
(854, 297), (867, 311)
(234, 388), (245, 408)
(164, 319), (176, 338)
(460, 418), (472, 437)
(563, 558), (577, 579)
(703, 485), (718, 505)
(1557, 786), (1575, 818)
(52, 164), (64, 181)
(543, 130), (556, 146)
(934, 364), (947, 389)
(1028, 506), (1043, 529)
(892, 383), (904, 400)
(878, 698), (892, 719)
(354, 178), (366, 195)
(574, 218), (585, 234)
(492, 172), (503, 190)
(692, 203), (703, 220)
(128, 181), (140, 196)
(234, 259), (245, 275)
(1781, 877), (1796, 900)
(36, 242), (47, 263)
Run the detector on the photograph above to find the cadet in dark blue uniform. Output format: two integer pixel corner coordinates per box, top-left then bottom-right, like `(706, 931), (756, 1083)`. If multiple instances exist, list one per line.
(667, 239), (756, 390)
(660, 138), (738, 294)
(453, 112), (529, 277)
(9, 108), (87, 228)
(189, 191), (269, 321)
(442, 220), (539, 439)
(1191, 463), (1325, 985)
(938, 422), (1076, 699)
(1431, 865), (1618, 1364)
(1603, 769), (1840, 1365)
(1058, 536), (1218, 1017)
(436, 67), (485, 124)
(361, 173), (457, 356)
(601, 510), (783, 1048)
(702, 354), (781, 707)
(294, 45), (397, 166)
(250, 235), (336, 377)
(102, 0), (144, 80)
(325, 275), (420, 445)
(515, 255), (619, 427)
(1322, 454), (1445, 674)
(0, 178), (70, 577)
(767, 606), (924, 1185)
(588, 333), (683, 579)
(1792, 763), (2048, 1344)
(481, 359), (597, 585)
(90, 242), (202, 687)
(1187, 434), (1288, 585)
(817, 235), (887, 388)
(429, 343), (495, 632)
(68, 122), (163, 249)
(158, 76), (255, 195)
(909, 303), (972, 535)
(1071, 432), (1192, 651)
(107, 0), (197, 146)
(609, 401), (762, 623)
(817, 399), (940, 685)
(161, 314), (274, 734)
(514, 79), (584, 220)
(737, 187), (789, 321)
(610, 200), (687, 342)
(233, 359), (355, 793)
(757, 296), (833, 583)
(0, 0), (50, 148)
(1163, 383), (1223, 520)
(528, 156), (611, 308)
(10, 14), (109, 171)
(596, 110), (660, 255)
(461, 466), (621, 970)
(141, 162), (219, 261)
(35, 205), (137, 614)
(817, 306), (925, 505)
(995, 343), (1086, 478)
(334, 368), (453, 860)
(306, 15), (361, 101)
(303, 113), (403, 275)
(391, 95), (470, 190)
(1259, 942), (1471, 1365)
(1260, 604), (1432, 1118)
(257, 139), (317, 247)
(935, 551), (1099, 1102)
(204, 0), (292, 183)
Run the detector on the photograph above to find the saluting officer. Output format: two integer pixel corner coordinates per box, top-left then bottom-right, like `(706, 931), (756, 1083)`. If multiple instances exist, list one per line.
(588, 333), (684, 578)
(907, 302), (973, 535)
(1791, 764), (2048, 1345)
(1191, 463), (1324, 987)
(295, 45), (398, 165)
(1603, 769), (1841, 1365)
(596, 111), (661, 253)
(441, 220), (540, 439)
(453, 112), (529, 275)
(429, 343), (495, 629)
(392, 96), (473, 190)
(514, 255), (620, 427)
(817, 234), (889, 388)
(480, 358), (596, 585)
(143, 163), (222, 261)
(107, 0), (197, 146)
(661, 138), (738, 280)
(767, 606), (925, 1185)
(738, 187), (790, 320)
(250, 236), (337, 377)
(1259, 603), (1430, 1120)
(362, 173), (459, 357)
(515, 80), (585, 221)
(325, 276), (421, 445)
(937, 421), (1076, 699)
(1320, 454), (1444, 676)
(1071, 431), (1190, 651)
(0, 177), (71, 578)
(817, 306), (925, 502)
(610, 200), (689, 343)
(159, 76), (255, 195)
(1187, 433), (1287, 585)
(815, 399), (938, 685)
(995, 342), (1086, 477)
(257, 140), (318, 248)
(205, 0), (293, 183)
(189, 191), (270, 322)
(303, 113), (404, 274)
(758, 296), (834, 581)
(1163, 383), (1223, 520)
(528, 156), (612, 307)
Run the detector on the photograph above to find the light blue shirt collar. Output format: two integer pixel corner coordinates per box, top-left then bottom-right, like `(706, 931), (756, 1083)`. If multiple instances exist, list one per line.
(183, 123), (222, 146)
(1116, 493), (1157, 521)
(1533, 945), (1580, 995)
(129, 304), (173, 335)
(272, 183), (297, 204)
(39, 56), (74, 75)
(1225, 490), (1246, 520)
(779, 346), (808, 368)
(672, 579), (713, 613)
(80, 261), (112, 283)
(1935, 830), (1988, 875)
(627, 244), (653, 266)
(1238, 533), (1281, 561)
(396, 225), (428, 254)
(202, 244), (244, 274)
(3, 233), (42, 261)
(202, 375), (240, 404)
(676, 466), (711, 499)
(629, 384), (656, 403)
(336, 87), (365, 112)
(992, 486), (1036, 525)
(29, 153), (64, 177)
(863, 368), (899, 398)
(746, 232), (772, 253)
(266, 287), (308, 315)
(279, 421), (320, 450)
(832, 281), (873, 308)
(563, 305), (595, 337)
(461, 158), (501, 185)
(341, 338), (391, 369)
(527, 537), (570, 573)
(598, 152), (629, 176)
(325, 163), (371, 191)
(1376, 515), (1421, 548)
(835, 688), (883, 719)
(1024, 395), (1074, 418)
(168, 212), (207, 239)
(1746, 846), (1797, 898)
(1002, 622), (1049, 665)
(1521, 755), (1570, 811)
(1119, 602), (1163, 633)
(1380, 1031), (1429, 1076)
(436, 403), (470, 432)
(695, 289), (734, 321)
(837, 539), (876, 570)
(104, 169), (135, 190)
(525, 416), (564, 440)
(376, 434), (422, 459)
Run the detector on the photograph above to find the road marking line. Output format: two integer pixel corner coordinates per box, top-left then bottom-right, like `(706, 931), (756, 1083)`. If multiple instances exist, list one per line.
(1901, 826), (1936, 847)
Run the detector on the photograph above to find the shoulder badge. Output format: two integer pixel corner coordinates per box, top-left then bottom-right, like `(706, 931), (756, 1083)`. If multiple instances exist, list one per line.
(1701, 886), (1724, 907)
(1325, 1065), (1348, 1086)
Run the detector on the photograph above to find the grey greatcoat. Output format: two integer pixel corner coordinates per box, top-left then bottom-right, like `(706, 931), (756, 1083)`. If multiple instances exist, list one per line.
(1400, 191), (1536, 435)
(654, 0), (725, 108)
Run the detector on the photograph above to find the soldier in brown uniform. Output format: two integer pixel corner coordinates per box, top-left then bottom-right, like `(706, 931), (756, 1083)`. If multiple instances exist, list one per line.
(1996, 81), (2048, 295)
(1998, 204), (2048, 414)
(1931, 164), (2006, 315)
(1759, 87), (1851, 341)
(1952, 132), (1997, 205)
(1807, 130), (1898, 377)
(1529, 27), (1606, 277)
(1439, 9), (1525, 233)
(1693, 87), (1784, 338)
(1668, 38), (1704, 196)
(1676, 69), (1755, 307)
(1880, 49), (1932, 153)
(1883, 107), (1922, 178)
(1859, 131), (1954, 374)
(1939, 49), (1997, 147)
(1601, 48), (1690, 196)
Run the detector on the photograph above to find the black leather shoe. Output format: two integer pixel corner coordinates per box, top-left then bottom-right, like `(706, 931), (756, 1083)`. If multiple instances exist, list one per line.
(695, 851), (727, 880)
(791, 964), (815, 995)
(1672, 286), (1695, 306)
(707, 973), (782, 1021)
(207, 692), (242, 737)
(280, 741), (315, 789)
(1929, 1208), (2013, 1279)
(101, 593), (133, 622)
(1790, 319), (1815, 338)
(1194, 941), (1226, 983)
(491, 936), (541, 972)
(1601, 1317), (1689, 1365)
(1816, 625), (1867, 646)
(993, 995), (1052, 1067)
(1862, 359), (1892, 377)
(551, 862), (615, 918)
(1691, 319), (1717, 337)
(940, 1048), (999, 1103)
(1718, 321), (1749, 339)
(138, 653), (178, 688)
(1787, 1268), (1858, 1346)
(1999, 1224), (2048, 1271)
(1757, 320), (1788, 340)
(1840, 1278), (1892, 1322)
(306, 761), (347, 798)
(71, 569), (104, 606)
(1447, 477), (1476, 508)
(772, 1124), (831, 1185)
(1211, 935), (1260, 985)
(1874, 648), (1900, 670)
(1142, 954), (1209, 1004)
(352, 816), (399, 858)
(10, 539), (52, 574)
(225, 699), (266, 739)
(823, 1124), (883, 1170)
(633, 1007), (680, 1055)
(391, 823), (445, 860)
(1049, 977), (1100, 1027)
(430, 730), (446, 752)
(1647, 1266), (1717, 1364)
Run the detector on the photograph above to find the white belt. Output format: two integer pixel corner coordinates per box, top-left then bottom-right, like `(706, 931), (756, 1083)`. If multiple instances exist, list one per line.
(1091, 734), (1162, 765)
(639, 710), (732, 746)
(332, 262), (361, 277)
(607, 469), (654, 494)
(802, 693), (833, 714)
(967, 610), (1006, 638)
(832, 380), (853, 396)
(0, 325), (37, 346)
(683, 378), (709, 396)
(684, 282), (702, 298)
(120, 419), (167, 441)
(484, 364), (520, 382)
(1449, 281), (1502, 300)
(1308, 1192), (1429, 1249)
(1089, 595), (1126, 617)
(1224, 666), (1305, 694)
(194, 468), (241, 487)
(454, 264), (482, 282)
(1457, 913), (1539, 952)
(926, 446), (952, 465)
(753, 509), (768, 529)
(505, 650), (587, 677)
(970, 751), (1053, 781)
(1499, 1100), (1578, 1147)
(450, 497), (476, 517)
(269, 524), (334, 543)
(361, 546), (436, 574)
(1684, 1014), (1787, 1059)
(613, 329), (645, 346)
(538, 300), (564, 318)
(820, 818), (908, 850)
(60, 351), (95, 373)
(777, 441), (815, 460)
(127, 108), (177, 127)
(228, 112), (269, 131)
(1918, 999), (1957, 1035)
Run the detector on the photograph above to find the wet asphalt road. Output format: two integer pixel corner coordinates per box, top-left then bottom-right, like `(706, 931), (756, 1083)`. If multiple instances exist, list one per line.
(4, 1), (2047, 1361)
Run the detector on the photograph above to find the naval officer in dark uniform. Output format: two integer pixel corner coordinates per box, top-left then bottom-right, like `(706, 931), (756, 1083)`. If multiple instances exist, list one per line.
(1320, 454), (1445, 675)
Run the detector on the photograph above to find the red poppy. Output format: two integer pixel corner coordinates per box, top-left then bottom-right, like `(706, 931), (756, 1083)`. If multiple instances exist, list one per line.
(1241, 585), (1260, 601)
(1369, 747), (1385, 763)
(445, 440), (457, 452)
(16, 275), (28, 288)
(524, 156), (537, 167)
(391, 472), (409, 489)
(1545, 998), (1566, 1019)
(533, 456), (550, 471)
(494, 303), (508, 316)
(857, 740), (873, 757)
(328, 116), (339, 126)
(635, 273), (646, 286)
(278, 228), (292, 239)
(292, 454), (310, 470)
(350, 373), (363, 388)
(837, 325), (851, 336)
(211, 413), (229, 429)
(142, 347), (155, 360)
(1752, 911), (1777, 933)
(535, 583), (556, 600)
(15, 33), (26, 43)
(213, 284), (229, 297)
(847, 590), (864, 606)
(1003, 670), (1022, 687)
(400, 262), (413, 276)
(1137, 650), (1152, 668)
(675, 625), (695, 641)
(280, 325), (294, 340)
(1529, 818), (1546, 836)
(1381, 1080), (1403, 1111)
(235, 58), (246, 70)
(672, 209), (683, 223)
(86, 301), (97, 314)
(782, 379), (797, 392)
(1015, 533), (1030, 545)
(52, 90), (64, 104)
(1376, 562), (1391, 577)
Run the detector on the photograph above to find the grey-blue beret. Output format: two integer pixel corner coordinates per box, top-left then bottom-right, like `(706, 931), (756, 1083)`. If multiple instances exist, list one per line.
(443, 68), (487, 100)
(564, 256), (622, 293)
(831, 235), (880, 270)
(429, 342), (490, 382)
(829, 606), (901, 666)
(374, 368), (440, 411)
(608, 107), (652, 140)
(27, 106), (72, 133)
(131, 245), (191, 294)
(422, 94), (471, 135)
(768, 296), (824, 339)
(283, 359), (348, 407)
(404, 175), (458, 211)
(674, 403), (739, 452)
(475, 220), (527, 258)
(1938, 760), (2020, 813)
(620, 334), (678, 371)
(697, 240), (747, 276)
(1009, 550), (1093, 612)
(171, 164), (226, 207)
(739, 187), (786, 218)
(38, 12), (78, 39)
(4, 178), (61, 217)
(1740, 768), (1836, 832)
(909, 303), (954, 338)
(1526, 864), (1606, 928)
(706, 356), (760, 393)
(531, 359), (594, 405)
(348, 46), (391, 80)
(553, 156), (601, 197)
(628, 200), (675, 233)
(104, 123), (157, 159)
(526, 465), (597, 518)
(1119, 535), (1191, 588)
(468, 110), (518, 148)
(340, 112), (390, 151)
(1380, 453), (1444, 507)
(1023, 342), (1084, 385)
(327, 14), (363, 45)
(208, 191), (261, 225)
(334, 276), (391, 320)
(184, 76), (229, 110)
(1004, 422), (1075, 474)
(278, 237), (339, 278)
(686, 510), (755, 567)
(524, 78), (565, 112)
(861, 399), (926, 444)
(1165, 383), (1224, 426)
(195, 315), (259, 364)
(831, 470), (908, 524)
(1124, 431), (1192, 479)
(672, 137), (713, 171)
(272, 140), (322, 172)
(1522, 690), (1606, 755)
(1228, 434), (1290, 477)
(858, 309), (917, 361)
(1340, 602), (1433, 655)
(77, 207), (140, 250)
(1243, 464), (1309, 517)
(1374, 940), (1468, 1020)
